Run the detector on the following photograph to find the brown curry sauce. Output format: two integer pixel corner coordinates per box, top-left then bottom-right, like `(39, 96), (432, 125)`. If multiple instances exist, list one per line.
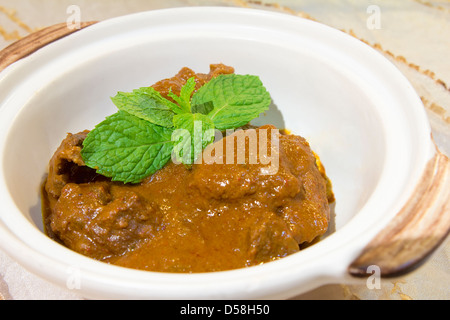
(42, 64), (333, 273)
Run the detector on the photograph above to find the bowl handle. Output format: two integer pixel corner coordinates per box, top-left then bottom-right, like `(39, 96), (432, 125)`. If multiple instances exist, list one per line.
(0, 21), (97, 72)
(348, 146), (450, 277)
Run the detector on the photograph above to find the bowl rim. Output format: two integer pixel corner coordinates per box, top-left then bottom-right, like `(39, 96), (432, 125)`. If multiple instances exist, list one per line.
(0, 6), (435, 299)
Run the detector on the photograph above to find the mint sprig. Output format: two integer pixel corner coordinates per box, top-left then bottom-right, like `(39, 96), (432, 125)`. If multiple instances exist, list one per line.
(81, 73), (271, 183)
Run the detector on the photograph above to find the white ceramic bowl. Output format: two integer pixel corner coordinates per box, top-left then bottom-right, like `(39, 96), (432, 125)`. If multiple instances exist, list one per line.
(0, 7), (441, 299)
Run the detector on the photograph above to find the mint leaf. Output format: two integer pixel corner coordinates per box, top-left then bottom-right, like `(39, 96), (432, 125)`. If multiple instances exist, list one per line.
(172, 113), (215, 164)
(81, 111), (174, 183)
(191, 101), (214, 115)
(167, 77), (196, 113)
(191, 74), (271, 130)
(111, 87), (182, 127)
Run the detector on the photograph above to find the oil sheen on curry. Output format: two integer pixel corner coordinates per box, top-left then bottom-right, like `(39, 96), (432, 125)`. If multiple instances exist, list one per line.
(42, 64), (334, 273)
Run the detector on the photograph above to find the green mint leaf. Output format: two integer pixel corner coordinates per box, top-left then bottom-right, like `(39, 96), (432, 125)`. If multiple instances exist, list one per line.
(172, 113), (215, 165)
(167, 77), (196, 113)
(111, 87), (182, 127)
(191, 74), (271, 130)
(191, 101), (214, 115)
(81, 111), (174, 183)
(82, 72), (272, 183)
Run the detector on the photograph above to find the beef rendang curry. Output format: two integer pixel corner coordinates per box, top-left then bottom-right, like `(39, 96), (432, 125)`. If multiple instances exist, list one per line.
(42, 64), (333, 272)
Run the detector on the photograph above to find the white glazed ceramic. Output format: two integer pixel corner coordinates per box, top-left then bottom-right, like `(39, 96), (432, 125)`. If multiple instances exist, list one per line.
(0, 7), (437, 299)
